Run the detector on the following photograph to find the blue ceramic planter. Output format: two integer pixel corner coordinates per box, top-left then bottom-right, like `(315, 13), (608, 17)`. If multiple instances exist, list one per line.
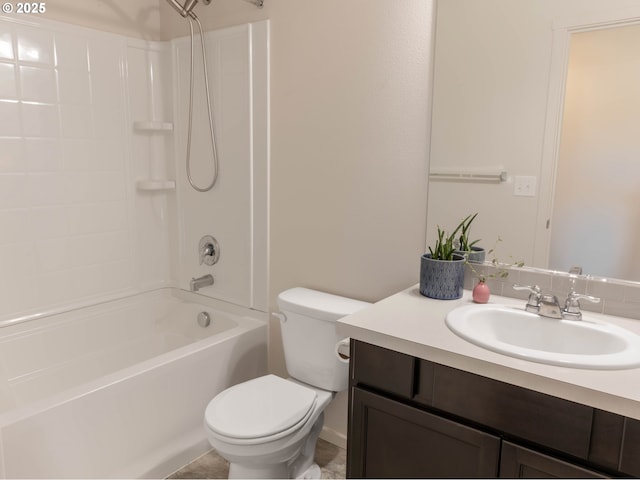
(419, 253), (465, 300)
(454, 246), (486, 264)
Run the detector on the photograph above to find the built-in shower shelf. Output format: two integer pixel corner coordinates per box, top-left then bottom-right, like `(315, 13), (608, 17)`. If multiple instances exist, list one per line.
(136, 180), (176, 191)
(133, 121), (174, 132)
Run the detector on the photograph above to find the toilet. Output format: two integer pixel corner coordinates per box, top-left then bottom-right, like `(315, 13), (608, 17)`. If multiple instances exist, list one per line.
(204, 287), (370, 479)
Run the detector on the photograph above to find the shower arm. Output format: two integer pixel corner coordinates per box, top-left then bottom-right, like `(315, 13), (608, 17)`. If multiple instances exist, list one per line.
(165, 0), (212, 18)
(166, 0), (263, 16)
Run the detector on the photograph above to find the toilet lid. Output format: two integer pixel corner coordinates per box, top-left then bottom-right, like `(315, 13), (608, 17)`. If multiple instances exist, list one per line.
(205, 375), (317, 439)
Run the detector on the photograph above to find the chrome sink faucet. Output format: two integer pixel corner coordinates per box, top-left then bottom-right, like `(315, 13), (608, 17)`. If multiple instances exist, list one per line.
(512, 284), (600, 320)
(513, 285), (563, 319)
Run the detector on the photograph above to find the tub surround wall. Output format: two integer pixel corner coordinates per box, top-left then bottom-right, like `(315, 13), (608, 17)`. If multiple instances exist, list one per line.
(127, 39), (175, 291)
(0, 15), (172, 322)
(172, 21), (269, 312)
(0, 13), (269, 324)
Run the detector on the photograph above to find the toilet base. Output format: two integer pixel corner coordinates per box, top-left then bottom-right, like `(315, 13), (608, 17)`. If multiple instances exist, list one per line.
(228, 461), (321, 480)
(229, 463), (322, 480)
(229, 462), (289, 479)
(225, 413), (325, 479)
(289, 412), (323, 478)
(297, 462), (321, 479)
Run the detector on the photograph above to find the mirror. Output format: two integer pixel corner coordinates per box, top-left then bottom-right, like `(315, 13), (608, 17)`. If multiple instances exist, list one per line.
(549, 23), (640, 280)
(427, 0), (640, 283)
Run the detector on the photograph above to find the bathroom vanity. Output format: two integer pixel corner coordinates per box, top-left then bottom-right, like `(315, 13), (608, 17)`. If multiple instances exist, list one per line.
(337, 287), (640, 478)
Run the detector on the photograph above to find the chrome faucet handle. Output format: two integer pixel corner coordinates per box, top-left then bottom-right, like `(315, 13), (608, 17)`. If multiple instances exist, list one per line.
(563, 291), (601, 320)
(512, 284), (542, 313)
(198, 235), (220, 266)
(199, 243), (214, 264)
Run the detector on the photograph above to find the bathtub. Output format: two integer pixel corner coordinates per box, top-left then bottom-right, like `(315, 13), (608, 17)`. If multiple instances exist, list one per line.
(0, 288), (268, 478)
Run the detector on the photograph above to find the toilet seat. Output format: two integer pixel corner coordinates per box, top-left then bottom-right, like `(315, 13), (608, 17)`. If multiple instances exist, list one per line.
(205, 375), (318, 445)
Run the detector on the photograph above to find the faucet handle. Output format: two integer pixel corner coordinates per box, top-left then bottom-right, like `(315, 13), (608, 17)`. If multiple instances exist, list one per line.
(198, 235), (220, 266)
(513, 284), (541, 295)
(199, 243), (214, 264)
(563, 291), (601, 319)
(513, 284), (542, 313)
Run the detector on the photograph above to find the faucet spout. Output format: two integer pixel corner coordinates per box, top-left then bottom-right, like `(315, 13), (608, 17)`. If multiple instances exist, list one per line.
(538, 294), (563, 319)
(190, 274), (214, 292)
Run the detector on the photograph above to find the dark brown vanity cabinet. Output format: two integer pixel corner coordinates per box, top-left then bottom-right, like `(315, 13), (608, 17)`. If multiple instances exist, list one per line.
(350, 387), (501, 478)
(347, 340), (638, 478)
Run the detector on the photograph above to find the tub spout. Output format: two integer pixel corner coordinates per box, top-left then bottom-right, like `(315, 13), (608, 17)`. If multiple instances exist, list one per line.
(190, 274), (214, 292)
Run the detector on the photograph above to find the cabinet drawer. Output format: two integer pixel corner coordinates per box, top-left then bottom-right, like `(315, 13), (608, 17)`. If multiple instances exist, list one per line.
(351, 340), (415, 398)
(349, 387), (500, 478)
(431, 364), (593, 459)
(500, 442), (606, 478)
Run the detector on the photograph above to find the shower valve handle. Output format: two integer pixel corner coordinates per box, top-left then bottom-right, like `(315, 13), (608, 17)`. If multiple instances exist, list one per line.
(200, 243), (214, 263)
(199, 235), (220, 266)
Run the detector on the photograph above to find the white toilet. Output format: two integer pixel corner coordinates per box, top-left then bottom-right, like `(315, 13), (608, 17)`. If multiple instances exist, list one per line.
(204, 287), (370, 479)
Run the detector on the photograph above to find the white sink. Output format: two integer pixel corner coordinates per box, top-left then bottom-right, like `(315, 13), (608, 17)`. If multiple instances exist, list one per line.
(445, 304), (640, 369)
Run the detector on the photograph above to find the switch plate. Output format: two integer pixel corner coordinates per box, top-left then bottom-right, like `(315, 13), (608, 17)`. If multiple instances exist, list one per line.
(514, 176), (537, 197)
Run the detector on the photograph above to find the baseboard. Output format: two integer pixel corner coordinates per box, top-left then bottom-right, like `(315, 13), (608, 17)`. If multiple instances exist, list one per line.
(319, 426), (347, 450)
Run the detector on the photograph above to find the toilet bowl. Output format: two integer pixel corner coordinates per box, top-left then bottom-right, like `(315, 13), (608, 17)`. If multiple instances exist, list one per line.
(205, 375), (333, 478)
(203, 288), (370, 479)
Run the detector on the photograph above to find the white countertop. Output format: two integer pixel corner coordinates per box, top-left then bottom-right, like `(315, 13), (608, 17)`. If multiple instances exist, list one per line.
(337, 285), (640, 420)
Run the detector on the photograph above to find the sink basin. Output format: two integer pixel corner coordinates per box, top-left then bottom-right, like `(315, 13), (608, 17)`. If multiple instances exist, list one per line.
(445, 304), (640, 369)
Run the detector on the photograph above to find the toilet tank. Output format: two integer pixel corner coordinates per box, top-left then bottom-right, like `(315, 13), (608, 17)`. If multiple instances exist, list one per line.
(277, 287), (371, 392)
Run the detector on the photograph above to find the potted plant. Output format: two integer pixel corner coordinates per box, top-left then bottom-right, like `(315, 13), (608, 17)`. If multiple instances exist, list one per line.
(454, 213), (485, 264)
(420, 221), (467, 300)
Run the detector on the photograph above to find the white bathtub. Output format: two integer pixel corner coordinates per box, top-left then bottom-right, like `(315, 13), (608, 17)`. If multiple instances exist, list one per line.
(0, 288), (268, 478)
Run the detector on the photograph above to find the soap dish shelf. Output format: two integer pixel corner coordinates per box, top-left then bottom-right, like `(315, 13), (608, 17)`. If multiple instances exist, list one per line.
(136, 180), (176, 191)
(133, 121), (174, 133)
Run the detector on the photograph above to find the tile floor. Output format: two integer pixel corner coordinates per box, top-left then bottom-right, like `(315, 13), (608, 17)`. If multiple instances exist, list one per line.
(167, 438), (346, 479)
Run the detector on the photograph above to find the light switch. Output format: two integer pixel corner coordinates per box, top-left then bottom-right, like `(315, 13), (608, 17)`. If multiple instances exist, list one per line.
(514, 176), (537, 197)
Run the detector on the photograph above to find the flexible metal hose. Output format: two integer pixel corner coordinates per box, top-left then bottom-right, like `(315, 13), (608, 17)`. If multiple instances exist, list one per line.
(185, 14), (218, 192)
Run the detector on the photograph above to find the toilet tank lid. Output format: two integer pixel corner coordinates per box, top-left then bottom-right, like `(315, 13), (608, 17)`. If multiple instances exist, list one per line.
(277, 287), (371, 322)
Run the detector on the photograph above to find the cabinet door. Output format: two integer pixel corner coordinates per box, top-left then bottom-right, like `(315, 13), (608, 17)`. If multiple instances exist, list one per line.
(348, 387), (500, 478)
(621, 418), (640, 476)
(500, 442), (607, 478)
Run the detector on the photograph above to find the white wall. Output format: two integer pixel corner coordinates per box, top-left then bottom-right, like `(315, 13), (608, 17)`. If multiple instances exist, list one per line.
(21, 0), (161, 40)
